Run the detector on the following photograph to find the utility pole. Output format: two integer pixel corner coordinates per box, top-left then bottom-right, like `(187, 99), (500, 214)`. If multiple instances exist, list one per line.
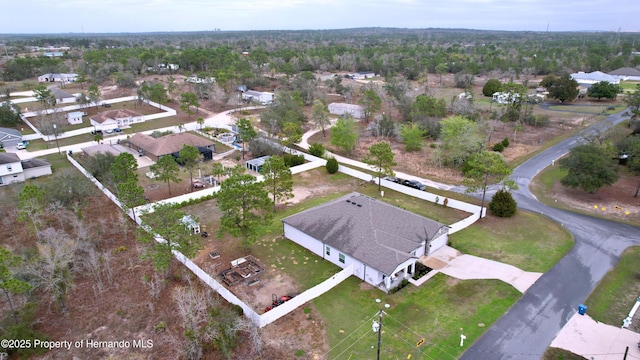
(52, 124), (61, 154)
(373, 299), (390, 360)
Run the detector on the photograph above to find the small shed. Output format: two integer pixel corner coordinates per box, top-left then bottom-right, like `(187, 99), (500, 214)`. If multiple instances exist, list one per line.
(67, 111), (84, 125)
(181, 215), (201, 234)
(246, 155), (271, 173)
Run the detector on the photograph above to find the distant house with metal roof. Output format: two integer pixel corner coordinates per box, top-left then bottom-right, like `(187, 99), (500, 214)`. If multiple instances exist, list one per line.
(350, 71), (377, 80)
(608, 67), (640, 82)
(242, 90), (274, 105)
(328, 102), (364, 119)
(67, 111), (84, 125)
(282, 192), (449, 292)
(126, 132), (215, 161)
(570, 71), (620, 87)
(37, 73), (78, 84)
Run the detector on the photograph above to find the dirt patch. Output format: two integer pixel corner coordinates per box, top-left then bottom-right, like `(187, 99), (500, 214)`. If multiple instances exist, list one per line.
(549, 174), (640, 223)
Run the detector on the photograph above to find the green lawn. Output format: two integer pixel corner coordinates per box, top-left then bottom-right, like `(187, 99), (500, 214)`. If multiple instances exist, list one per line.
(449, 211), (574, 272)
(547, 104), (626, 114)
(620, 81), (639, 94)
(313, 274), (520, 360)
(584, 246), (640, 327)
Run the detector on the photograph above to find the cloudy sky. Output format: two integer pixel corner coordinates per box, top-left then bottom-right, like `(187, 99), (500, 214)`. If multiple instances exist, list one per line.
(2, 0), (639, 34)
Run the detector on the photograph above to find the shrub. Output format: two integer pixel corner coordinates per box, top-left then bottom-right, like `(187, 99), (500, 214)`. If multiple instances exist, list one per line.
(489, 189), (517, 217)
(492, 142), (504, 152)
(483, 78), (502, 97)
(308, 143), (325, 157)
(326, 157), (339, 174)
(524, 114), (550, 127)
(389, 279), (410, 294)
(412, 262), (433, 280)
(501, 137), (510, 147)
(283, 154), (305, 167)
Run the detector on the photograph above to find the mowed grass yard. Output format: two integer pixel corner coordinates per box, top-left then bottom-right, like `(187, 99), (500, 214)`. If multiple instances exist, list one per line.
(584, 246), (640, 328)
(449, 211), (574, 272)
(178, 166), (573, 358)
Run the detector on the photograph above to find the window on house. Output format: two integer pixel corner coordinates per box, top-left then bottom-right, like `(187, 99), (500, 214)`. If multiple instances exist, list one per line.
(325, 246), (330, 256)
(7, 165), (11, 171)
(339, 253), (345, 264)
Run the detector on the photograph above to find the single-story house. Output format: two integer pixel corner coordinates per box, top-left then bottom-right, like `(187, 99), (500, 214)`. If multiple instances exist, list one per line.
(51, 88), (77, 104)
(90, 109), (143, 132)
(608, 67), (640, 82)
(492, 92), (521, 104)
(67, 111), (84, 125)
(245, 155), (271, 173)
(328, 102), (364, 119)
(282, 192), (449, 292)
(242, 90), (274, 105)
(0, 153), (52, 186)
(570, 71), (620, 87)
(127, 132), (215, 161)
(350, 71), (376, 80)
(186, 76), (216, 84)
(181, 215), (201, 234)
(37, 73), (78, 84)
(42, 52), (64, 58)
(0, 127), (22, 148)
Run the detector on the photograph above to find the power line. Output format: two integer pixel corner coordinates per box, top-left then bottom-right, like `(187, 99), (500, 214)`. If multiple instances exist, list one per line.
(330, 326), (375, 360)
(321, 312), (378, 359)
(383, 312), (458, 360)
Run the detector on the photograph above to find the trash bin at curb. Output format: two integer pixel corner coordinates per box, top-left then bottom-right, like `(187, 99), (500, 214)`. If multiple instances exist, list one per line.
(578, 304), (587, 315)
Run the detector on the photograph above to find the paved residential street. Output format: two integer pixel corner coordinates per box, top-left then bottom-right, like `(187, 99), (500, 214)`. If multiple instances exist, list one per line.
(460, 109), (640, 359)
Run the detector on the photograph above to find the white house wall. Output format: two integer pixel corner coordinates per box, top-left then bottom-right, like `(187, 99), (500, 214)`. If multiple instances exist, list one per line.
(23, 166), (52, 179)
(428, 233), (448, 255)
(283, 223), (385, 288)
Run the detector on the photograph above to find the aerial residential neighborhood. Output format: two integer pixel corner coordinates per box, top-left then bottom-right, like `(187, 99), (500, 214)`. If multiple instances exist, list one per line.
(1, 10), (640, 360)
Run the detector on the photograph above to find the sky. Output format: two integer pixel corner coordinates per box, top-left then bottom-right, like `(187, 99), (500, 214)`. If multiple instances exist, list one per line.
(2, 0), (640, 34)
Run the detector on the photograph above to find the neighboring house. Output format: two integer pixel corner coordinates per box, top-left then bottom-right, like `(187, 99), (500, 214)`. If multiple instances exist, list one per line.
(245, 155), (271, 173)
(90, 109), (143, 131)
(570, 71), (620, 87)
(242, 90), (274, 105)
(608, 67), (640, 81)
(50, 88), (77, 104)
(328, 102), (364, 119)
(282, 192), (449, 292)
(67, 111), (84, 125)
(42, 52), (64, 58)
(126, 132), (215, 161)
(350, 71), (376, 80)
(0, 127), (22, 148)
(186, 76), (216, 84)
(237, 85), (248, 93)
(37, 73), (78, 84)
(0, 153), (52, 186)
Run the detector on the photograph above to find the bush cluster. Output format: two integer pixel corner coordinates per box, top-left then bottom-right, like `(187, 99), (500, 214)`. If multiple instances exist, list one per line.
(389, 279), (410, 294)
(308, 143), (325, 157)
(283, 154), (305, 167)
(411, 262), (433, 280)
(489, 189), (517, 217)
(326, 157), (339, 173)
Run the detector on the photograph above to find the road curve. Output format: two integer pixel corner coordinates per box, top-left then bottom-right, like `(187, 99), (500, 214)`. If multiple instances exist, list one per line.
(460, 109), (640, 359)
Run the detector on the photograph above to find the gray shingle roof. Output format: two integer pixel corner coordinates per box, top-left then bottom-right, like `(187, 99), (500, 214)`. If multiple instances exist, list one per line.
(21, 158), (50, 170)
(0, 153), (20, 164)
(609, 67), (640, 76)
(282, 192), (447, 275)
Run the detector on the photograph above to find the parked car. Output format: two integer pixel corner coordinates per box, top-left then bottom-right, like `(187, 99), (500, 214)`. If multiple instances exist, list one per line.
(104, 128), (114, 134)
(113, 128), (122, 133)
(402, 179), (426, 191)
(16, 143), (26, 150)
(382, 176), (403, 184)
(90, 129), (103, 135)
(192, 180), (206, 188)
(102, 103), (111, 107)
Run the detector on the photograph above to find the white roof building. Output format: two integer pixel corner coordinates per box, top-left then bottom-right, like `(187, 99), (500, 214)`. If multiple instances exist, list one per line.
(570, 71), (620, 87)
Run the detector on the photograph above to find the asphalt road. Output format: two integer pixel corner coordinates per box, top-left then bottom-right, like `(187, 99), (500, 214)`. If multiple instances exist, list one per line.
(460, 109), (640, 360)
